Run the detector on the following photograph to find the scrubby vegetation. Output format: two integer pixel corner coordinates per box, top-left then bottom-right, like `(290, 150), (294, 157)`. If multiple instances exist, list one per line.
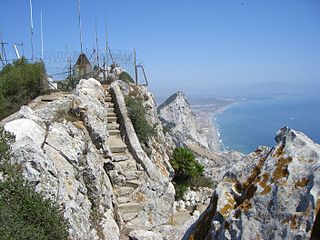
(125, 96), (155, 144)
(0, 126), (69, 240)
(119, 71), (134, 84)
(0, 58), (47, 120)
(170, 147), (214, 199)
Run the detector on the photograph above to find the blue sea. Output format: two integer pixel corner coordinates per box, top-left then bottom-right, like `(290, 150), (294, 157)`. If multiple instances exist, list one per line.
(215, 94), (320, 154)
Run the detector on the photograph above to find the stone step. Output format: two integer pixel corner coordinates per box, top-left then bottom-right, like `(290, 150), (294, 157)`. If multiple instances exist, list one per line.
(107, 116), (118, 123)
(125, 180), (142, 188)
(122, 213), (138, 222)
(109, 136), (127, 153)
(105, 93), (111, 97)
(113, 154), (130, 162)
(109, 129), (121, 136)
(108, 103), (114, 108)
(107, 112), (117, 117)
(107, 107), (115, 113)
(114, 186), (135, 197)
(123, 171), (144, 181)
(107, 123), (120, 130)
(118, 203), (143, 215)
(105, 96), (112, 102)
(118, 196), (130, 204)
(115, 159), (137, 172)
(110, 145), (127, 153)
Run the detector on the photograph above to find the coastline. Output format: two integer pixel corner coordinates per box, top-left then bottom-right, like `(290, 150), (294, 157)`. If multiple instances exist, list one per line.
(192, 100), (239, 152)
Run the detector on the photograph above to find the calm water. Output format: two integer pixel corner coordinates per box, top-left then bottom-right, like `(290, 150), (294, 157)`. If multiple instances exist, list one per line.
(215, 95), (320, 154)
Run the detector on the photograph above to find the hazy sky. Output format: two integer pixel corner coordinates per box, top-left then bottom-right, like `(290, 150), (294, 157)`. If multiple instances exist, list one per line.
(1, 0), (319, 98)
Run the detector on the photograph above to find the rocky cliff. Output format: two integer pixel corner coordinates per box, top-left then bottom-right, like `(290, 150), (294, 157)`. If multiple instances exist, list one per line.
(1, 78), (176, 239)
(158, 91), (218, 151)
(183, 127), (320, 240)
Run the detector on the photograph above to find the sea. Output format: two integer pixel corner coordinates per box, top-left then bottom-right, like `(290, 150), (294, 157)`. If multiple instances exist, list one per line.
(215, 94), (320, 154)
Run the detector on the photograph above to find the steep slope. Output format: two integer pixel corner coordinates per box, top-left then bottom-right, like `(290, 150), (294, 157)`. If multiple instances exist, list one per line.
(158, 91), (218, 151)
(1, 78), (176, 240)
(184, 127), (320, 239)
(158, 91), (244, 183)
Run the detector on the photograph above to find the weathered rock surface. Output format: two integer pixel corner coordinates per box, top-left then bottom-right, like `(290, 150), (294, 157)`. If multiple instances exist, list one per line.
(184, 127), (320, 240)
(1, 78), (180, 239)
(3, 79), (118, 240)
(158, 91), (218, 151)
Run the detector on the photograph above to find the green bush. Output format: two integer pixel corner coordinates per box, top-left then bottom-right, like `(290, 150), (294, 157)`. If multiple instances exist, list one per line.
(170, 147), (213, 199)
(0, 57), (47, 119)
(0, 126), (69, 240)
(119, 71), (134, 84)
(170, 147), (204, 181)
(125, 96), (154, 144)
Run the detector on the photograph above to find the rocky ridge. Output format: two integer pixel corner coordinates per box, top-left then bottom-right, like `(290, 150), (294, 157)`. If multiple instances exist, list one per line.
(1, 78), (176, 239)
(158, 91), (218, 152)
(183, 127), (320, 240)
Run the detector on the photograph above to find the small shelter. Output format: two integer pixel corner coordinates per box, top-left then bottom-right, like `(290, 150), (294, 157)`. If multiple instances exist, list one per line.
(73, 53), (92, 79)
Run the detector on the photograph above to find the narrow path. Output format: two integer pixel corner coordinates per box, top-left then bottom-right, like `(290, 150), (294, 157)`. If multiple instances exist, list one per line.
(105, 89), (147, 238)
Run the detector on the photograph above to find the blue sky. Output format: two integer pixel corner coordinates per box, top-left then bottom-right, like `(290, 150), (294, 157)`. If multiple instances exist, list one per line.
(0, 0), (319, 98)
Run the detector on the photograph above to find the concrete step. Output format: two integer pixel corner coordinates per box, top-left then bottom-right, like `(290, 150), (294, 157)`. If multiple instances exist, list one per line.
(107, 123), (120, 130)
(122, 213), (138, 222)
(123, 171), (144, 181)
(110, 145), (127, 153)
(113, 154), (130, 162)
(107, 116), (118, 123)
(118, 196), (130, 204)
(108, 103), (114, 108)
(125, 180), (142, 188)
(107, 112), (117, 117)
(105, 96), (112, 102)
(107, 107), (115, 113)
(116, 159), (137, 172)
(114, 186), (135, 197)
(109, 136), (127, 153)
(118, 203), (143, 215)
(109, 129), (121, 136)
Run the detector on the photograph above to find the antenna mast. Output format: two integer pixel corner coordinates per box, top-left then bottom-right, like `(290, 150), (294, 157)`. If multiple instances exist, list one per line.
(77, 0), (83, 53)
(41, 11), (44, 60)
(0, 33), (8, 65)
(29, 0), (34, 61)
(95, 17), (99, 67)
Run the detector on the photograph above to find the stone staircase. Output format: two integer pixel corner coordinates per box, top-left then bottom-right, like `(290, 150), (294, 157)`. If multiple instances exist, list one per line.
(104, 89), (147, 234)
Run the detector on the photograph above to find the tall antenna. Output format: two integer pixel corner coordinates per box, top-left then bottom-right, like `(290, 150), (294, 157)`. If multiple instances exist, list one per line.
(105, 28), (114, 64)
(29, 0), (34, 61)
(0, 33), (8, 65)
(77, 0), (83, 53)
(13, 44), (21, 59)
(95, 17), (99, 67)
(40, 10), (44, 60)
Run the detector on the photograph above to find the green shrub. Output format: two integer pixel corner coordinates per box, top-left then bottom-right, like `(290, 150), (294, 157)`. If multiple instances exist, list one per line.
(0, 126), (69, 240)
(170, 147), (213, 199)
(0, 57), (47, 119)
(119, 71), (134, 84)
(174, 183), (189, 200)
(170, 147), (204, 181)
(125, 96), (154, 144)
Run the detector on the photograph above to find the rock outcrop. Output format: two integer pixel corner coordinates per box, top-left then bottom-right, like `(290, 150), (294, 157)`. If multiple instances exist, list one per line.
(158, 91), (218, 151)
(184, 127), (320, 240)
(1, 78), (176, 240)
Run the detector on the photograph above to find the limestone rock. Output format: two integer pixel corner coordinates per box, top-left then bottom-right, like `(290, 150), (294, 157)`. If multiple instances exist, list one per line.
(2, 79), (119, 240)
(129, 229), (163, 240)
(158, 91), (218, 151)
(183, 127), (320, 239)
